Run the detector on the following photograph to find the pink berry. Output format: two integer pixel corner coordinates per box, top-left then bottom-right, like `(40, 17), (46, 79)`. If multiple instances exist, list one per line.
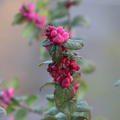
(62, 77), (71, 88)
(27, 3), (36, 12)
(51, 30), (58, 37)
(62, 32), (69, 42)
(27, 12), (38, 21)
(73, 84), (80, 90)
(52, 34), (64, 44)
(57, 27), (65, 34)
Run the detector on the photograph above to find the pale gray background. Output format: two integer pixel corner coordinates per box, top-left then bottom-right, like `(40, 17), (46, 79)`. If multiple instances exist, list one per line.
(0, 0), (120, 119)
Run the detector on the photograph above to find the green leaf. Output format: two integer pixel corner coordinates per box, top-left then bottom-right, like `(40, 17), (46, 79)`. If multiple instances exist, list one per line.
(13, 13), (25, 25)
(25, 95), (38, 106)
(55, 112), (67, 120)
(45, 107), (59, 116)
(48, 101), (55, 109)
(46, 94), (54, 102)
(39, 46), (51, 60)
(22, 23), (36, 39)
(6, 98), (19, 114)
(7, 78), (19, 89)
(36, 0), (50, 11)
(77, 59), (96, 74)
(54, 85), (76, 114)
(46, 94), (55, 108)
(72, 112), (89, 120)
(75, 81), (88, 99)
(7, 103), (16, 114)
(42, 40), (51, 47)
(33, 105), (47, 113)
(40, 82), (56, 92)
(74, 101), (91, 120)
(15, 109), (28, 120)
(114, 80), (120, 87)
(71, 16), (90, 28)
(58, 100), (77, 114)
(77, 100), (91, 112)
(28, 29), (40, 45)
(63, 38), (84, 50)
(49, 45), (62, 62)
(37, 60), (52, 67)
(54, 85), (74, 106)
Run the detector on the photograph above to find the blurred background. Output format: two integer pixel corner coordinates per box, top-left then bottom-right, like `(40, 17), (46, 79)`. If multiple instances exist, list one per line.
(0, 0), (120, 119)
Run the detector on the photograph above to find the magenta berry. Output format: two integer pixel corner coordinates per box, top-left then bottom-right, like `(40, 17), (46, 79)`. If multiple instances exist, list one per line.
(47, 56), (80, 89)
(0, 88), (15, 107)
(20, 3), (47, 29)
(46, 26), (70, 45)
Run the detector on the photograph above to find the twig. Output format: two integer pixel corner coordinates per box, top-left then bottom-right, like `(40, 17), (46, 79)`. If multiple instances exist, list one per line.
(18, 103), (43, 115)
(12, 98), (43, 115)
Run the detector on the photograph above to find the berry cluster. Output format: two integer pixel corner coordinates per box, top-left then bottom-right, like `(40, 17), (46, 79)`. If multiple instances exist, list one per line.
(0, 88), (15, 108)
(46, 26), (70, 45)
(47, 56), (80, 95)
(20, 3), (47, 29)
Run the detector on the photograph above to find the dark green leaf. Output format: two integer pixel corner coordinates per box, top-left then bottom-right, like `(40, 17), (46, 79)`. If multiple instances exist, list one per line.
(15, 109), (28, 120)
(54, 85), (74, 106)
(49, 45), (62, 62)
(54, 85), (76, 114)
(58, 100), (77, 114)
(25, 95), (38, 106)
(13, 13), (25, 25)
(42, 40), (51, 47)
(55, 112), (67, 120)
(63, 38), (84, 50)
(7, 78), (19, 89)
(6, 98), (20, 114)
(45, 107), (59, 116)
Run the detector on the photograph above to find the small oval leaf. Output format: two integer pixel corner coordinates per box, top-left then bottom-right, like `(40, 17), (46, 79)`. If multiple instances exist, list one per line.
(63, 38), (84, 50)
(37, 60), (52, 67)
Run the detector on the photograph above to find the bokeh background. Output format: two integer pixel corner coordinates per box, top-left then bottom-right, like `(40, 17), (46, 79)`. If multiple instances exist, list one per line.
(0, 0), (120, 119)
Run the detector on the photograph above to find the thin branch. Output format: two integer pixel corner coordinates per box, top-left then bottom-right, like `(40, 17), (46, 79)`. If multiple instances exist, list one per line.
(18, 103), (43, 115)
(12, 98), (43, 115)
